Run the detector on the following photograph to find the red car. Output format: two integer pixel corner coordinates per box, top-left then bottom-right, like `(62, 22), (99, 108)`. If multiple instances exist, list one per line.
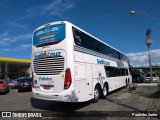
(0, 80), (9, 94)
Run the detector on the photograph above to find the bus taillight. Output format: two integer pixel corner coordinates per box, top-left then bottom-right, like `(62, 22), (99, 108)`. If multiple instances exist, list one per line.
(64, 68), (72, 90)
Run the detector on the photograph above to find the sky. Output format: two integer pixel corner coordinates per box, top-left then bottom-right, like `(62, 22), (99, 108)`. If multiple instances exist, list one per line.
(0, 0), (160, 67)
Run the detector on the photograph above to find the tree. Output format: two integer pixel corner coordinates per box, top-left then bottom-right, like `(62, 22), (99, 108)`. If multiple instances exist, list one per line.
(155, 70), (160, 77)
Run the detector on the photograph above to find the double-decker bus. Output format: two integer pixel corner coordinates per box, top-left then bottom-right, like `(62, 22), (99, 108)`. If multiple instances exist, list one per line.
(31, 21), (132, 103)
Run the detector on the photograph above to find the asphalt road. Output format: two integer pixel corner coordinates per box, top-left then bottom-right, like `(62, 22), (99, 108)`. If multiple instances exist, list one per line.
(0, 85), (160, 120)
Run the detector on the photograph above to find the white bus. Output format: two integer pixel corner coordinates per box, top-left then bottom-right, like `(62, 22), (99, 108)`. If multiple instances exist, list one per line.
(31, 21), (132, 103)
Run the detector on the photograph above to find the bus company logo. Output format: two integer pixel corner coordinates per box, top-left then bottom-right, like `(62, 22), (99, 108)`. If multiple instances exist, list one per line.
(39, 77), (52, 81)
(43, 51), (48, 58)
(45, 27), (51, 34)
(97, 59), (110, 66)
(51, 27), (59, 31)
(34, 52), (61, 59)
(36, 30), (44, 36)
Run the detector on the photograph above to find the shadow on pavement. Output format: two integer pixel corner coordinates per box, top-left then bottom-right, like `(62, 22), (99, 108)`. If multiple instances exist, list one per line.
(133, 86), (160, 99)
(30, 97), (91, 112)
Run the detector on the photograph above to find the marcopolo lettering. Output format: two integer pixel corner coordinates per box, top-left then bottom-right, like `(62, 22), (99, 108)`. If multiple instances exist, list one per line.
(39, 77), (52, 81)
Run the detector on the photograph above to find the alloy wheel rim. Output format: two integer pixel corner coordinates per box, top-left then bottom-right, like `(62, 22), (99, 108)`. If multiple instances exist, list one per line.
(103, 86), (107, 96)
(94, 89), (99, 99)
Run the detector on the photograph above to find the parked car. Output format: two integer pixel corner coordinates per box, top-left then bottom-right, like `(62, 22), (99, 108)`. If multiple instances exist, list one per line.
(8, 80), (18, 89)
(0, 79), (9, 94)
(132, 73), (144, 83)
(18, 78), (32, 92)
(145, 73), (159, 83)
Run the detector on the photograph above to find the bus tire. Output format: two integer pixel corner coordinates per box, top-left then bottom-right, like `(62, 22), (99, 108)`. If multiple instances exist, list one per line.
(101, 83), (108, 99)
(92, 85), (100, 103)
(125, 79), (128, 87)
(128, 79), (130, 84)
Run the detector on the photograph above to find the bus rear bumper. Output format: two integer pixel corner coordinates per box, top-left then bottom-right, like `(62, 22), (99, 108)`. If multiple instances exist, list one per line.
(32, 90), (76, 102)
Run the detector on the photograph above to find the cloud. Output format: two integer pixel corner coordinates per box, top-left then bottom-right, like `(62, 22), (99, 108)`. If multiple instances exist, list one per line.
(8, 21), (28, 29)
(0, 31), (32, 46)
(19, 0), (75, 20)
(0, 31), (15, 46)
(127, 49), (160, 67)
(0, 48), (13, 52)
(0, 44), (31, 53)
(5, 0), (76, 30)
(18, 44), (31, 50)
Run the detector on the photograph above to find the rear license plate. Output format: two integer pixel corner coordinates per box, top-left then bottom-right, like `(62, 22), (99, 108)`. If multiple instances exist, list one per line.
(44, 86), (50, 90)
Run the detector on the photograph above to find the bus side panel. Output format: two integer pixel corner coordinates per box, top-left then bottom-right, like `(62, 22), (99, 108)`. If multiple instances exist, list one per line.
(75, 62), (85, 80)
(74, 80), (86, 102)
(74, 62), (87, 102)
(92, 64), (106, 90)
(74, 51), (85, 62)
(85, 63), (93, 100)
(91, 64), (122, 93)
(105, 77), (117, 92)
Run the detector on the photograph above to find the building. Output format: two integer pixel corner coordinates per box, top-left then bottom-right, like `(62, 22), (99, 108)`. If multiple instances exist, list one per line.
(133, 66), (160, 73)
(0, 56), (31, 80)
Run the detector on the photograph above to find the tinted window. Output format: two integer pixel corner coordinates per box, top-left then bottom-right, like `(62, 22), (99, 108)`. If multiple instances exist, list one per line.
(114, 68), (121, 76)
(146, 74), (150, 77)
(73, 27), (129, 63)
(146, 74), (156, 77)
(0, 81), (3, 84)
(105, 66), (114, 77)
(19, 78), (32, 82)
(121, 69), (128, 76)
(105, 66), (121, 77)
(105, 66), (128, 77)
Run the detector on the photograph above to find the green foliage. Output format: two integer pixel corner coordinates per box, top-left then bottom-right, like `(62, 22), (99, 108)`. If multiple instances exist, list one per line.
(155, 70), (160, 77)
(132, 69), (141, 74)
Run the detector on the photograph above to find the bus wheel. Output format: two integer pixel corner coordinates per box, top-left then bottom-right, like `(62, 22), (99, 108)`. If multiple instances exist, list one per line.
(125, 79), (128, 87)
(101, 84), (108, 99)
(92, 86), (100, 103)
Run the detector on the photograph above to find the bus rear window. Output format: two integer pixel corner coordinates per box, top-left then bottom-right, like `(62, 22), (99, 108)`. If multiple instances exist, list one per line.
(33, 24), (65, 47)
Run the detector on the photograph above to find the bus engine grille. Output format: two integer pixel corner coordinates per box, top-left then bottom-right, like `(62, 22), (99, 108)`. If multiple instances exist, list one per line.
(33, 56), (64, 75)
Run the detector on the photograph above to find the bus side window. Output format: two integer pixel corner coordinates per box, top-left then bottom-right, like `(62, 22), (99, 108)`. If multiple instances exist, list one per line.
(125, 69), (129, 76)
(105, 66), (114, 77)
(106, 71), (110, 77)
(72, 27), (82, 45)
(121, 69), (128, 76)
(114, 68), (120, 77)
(121, 69), (125, 76)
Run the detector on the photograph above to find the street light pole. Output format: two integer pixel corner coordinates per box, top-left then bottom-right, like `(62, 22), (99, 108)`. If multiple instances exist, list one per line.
(147, 46), (153, 82)
(145, 29), (153, 82)
(130, 11), (160, 22)
(130, 11), (157, 83)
